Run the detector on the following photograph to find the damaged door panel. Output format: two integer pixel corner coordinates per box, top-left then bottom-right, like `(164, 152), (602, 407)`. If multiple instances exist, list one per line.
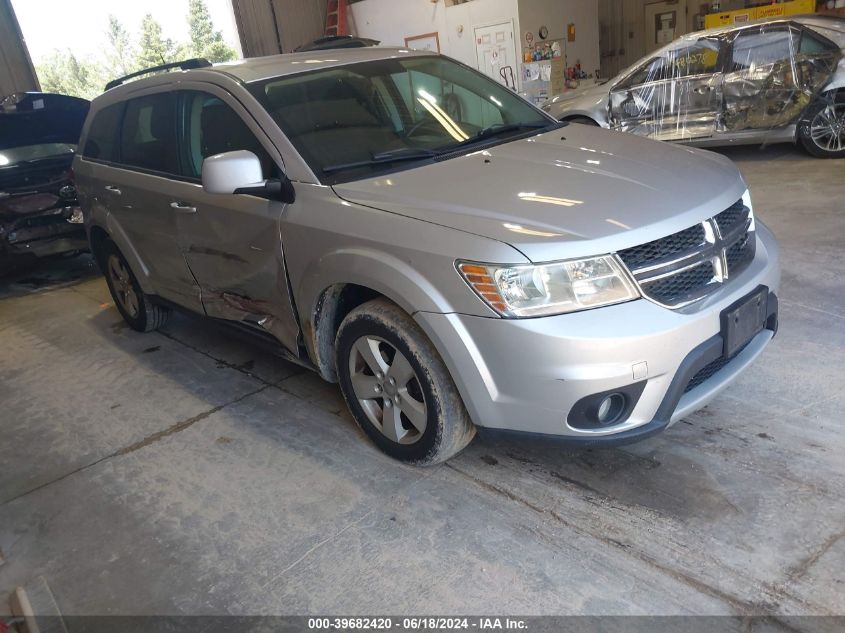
(610, 37), (725, 142)
(172, 88), (302, 354)
(723, 25), (840, 133)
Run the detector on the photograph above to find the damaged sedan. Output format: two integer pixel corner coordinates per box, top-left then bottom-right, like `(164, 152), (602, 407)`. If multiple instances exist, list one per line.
(543, 15), (845, 158)
(0, 92), (90, 274)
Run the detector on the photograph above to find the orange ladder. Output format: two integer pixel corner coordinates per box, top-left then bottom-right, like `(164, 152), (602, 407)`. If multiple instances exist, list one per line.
(325, 0), (348, 37)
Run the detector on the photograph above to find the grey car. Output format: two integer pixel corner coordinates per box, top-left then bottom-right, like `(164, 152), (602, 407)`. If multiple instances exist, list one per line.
(75, 49), (780, 465)
(543, 16), (845, 158)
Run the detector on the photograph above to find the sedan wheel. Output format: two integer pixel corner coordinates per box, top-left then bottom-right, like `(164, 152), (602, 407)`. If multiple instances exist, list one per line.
(799, 95), (845, 159)
(809, 103), (845, 154)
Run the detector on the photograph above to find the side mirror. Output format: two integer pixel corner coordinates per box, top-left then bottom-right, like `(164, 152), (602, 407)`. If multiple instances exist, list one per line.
(201, 150), (295, 203)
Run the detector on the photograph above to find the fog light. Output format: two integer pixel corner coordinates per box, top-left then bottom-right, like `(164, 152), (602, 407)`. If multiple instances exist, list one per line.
(597, 394), (625, 425)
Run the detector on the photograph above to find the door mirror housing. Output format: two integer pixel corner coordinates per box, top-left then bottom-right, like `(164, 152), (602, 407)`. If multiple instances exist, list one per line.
(201, 150), (295, 203)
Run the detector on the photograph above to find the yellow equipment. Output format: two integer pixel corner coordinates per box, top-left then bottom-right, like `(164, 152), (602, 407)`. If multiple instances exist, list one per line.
(705, 0), (816, 30)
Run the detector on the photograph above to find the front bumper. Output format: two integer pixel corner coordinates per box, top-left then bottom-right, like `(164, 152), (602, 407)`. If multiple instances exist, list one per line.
(415, 223), (780, 442)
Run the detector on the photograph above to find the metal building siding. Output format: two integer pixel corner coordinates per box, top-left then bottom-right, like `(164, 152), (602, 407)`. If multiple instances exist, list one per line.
(0, 0), (39, 96)
(232, 0), (326, 57)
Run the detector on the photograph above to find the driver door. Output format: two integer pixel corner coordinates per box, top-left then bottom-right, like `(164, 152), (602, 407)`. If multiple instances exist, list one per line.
(610, 37), (725, 141)
(170, 86), (300, 353)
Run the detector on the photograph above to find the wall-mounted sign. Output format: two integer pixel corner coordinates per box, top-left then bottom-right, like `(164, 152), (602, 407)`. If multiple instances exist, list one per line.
(404, 32), (441, 52)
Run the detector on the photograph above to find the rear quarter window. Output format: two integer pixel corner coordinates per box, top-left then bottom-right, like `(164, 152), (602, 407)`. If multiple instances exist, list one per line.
(83, 103), (124, 162)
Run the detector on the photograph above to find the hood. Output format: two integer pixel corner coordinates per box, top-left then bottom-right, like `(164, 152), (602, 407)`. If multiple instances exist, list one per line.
(333, 124), (747, 263)
(0, 93), (90, 150)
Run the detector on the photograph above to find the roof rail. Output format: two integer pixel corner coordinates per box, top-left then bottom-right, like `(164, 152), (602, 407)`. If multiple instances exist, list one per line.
(105, 58), (212, 91)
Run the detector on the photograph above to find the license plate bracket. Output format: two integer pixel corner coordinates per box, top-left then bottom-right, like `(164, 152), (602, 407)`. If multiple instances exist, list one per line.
(721, 286), (768, 359)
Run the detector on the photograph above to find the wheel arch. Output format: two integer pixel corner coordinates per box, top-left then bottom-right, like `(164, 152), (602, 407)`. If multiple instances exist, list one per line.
(301, 249), (456, 383)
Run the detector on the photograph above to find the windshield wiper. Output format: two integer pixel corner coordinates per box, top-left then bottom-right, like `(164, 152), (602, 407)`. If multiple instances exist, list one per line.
(322, 148), (441, 174)
(449, 121), (564, 149)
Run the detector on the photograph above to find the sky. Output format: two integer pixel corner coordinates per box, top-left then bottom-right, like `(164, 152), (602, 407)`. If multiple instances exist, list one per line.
(11, 0), (241, 64)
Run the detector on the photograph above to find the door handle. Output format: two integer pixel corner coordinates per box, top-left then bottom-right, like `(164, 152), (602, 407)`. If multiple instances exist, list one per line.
(694, 86), (713, 95)
(104, 185), (122, 195)
(170, 201), (197, 214)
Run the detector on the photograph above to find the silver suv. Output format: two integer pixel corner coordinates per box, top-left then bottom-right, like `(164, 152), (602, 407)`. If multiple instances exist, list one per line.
(76, 50), (780, 465)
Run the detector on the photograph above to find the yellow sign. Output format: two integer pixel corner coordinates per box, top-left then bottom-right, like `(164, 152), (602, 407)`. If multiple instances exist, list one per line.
(704, 0), (816, 30)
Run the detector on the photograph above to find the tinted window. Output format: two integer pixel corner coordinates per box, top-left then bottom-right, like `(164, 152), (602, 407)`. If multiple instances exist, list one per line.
(83, 103), (123, 161)
(180, 91), (274, 179)
(120, 93), (177, 173)
(800, 31), (835, 55)
(732, 28), (797, 71)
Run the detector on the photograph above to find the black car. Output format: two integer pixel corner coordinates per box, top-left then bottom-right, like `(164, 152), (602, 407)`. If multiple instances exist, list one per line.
(0, 92), (90, 274)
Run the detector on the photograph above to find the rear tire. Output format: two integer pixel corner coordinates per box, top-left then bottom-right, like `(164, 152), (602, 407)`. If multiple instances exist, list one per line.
(335, 298), (475, 465)
(101, 239), (170, 332)
(798, 93), (845, 158)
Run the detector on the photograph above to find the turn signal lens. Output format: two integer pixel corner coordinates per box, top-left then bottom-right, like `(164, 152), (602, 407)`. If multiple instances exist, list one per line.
(458, 255), (639, 318)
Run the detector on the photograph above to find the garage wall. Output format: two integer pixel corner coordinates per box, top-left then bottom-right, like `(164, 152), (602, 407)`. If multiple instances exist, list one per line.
(517, 0), (600, 78)
(597, 0), (746, 78)
(349, 0), (521, 73)
(232, 0), (326, 55)
(0, 0), (39, 96)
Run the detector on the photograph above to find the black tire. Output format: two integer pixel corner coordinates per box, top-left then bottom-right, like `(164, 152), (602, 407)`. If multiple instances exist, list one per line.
(798, 93), (845, 159)
(565, 116), (600, 126)
(100, 239), (170, 333)
(335, 298), (475, 465)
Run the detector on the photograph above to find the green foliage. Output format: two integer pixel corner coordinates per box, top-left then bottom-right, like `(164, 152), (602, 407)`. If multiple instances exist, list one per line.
(137, 14), (180, 69)
(104, 15), (136, 78)
(187, 0), (236, 62)
(36, 50), (104, 100)
(35, 3), (238, 97)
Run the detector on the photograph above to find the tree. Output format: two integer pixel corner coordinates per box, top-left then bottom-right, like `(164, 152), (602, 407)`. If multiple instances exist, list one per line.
(187, 0), (237, 62)
(137, 14), (180, 69)
(104, 15), (136, 79)
(36, 51), (103, 100)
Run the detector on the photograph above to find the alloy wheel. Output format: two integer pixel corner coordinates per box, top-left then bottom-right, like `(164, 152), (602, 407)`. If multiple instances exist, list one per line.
(809, 103), (845, 153)
(107, 254), (139, 318)
(348, 335), (428, 445)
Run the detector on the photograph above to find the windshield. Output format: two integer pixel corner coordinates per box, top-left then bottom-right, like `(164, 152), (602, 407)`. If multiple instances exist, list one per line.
(0, 143), (76, 168)
(249, 55), (554, 183)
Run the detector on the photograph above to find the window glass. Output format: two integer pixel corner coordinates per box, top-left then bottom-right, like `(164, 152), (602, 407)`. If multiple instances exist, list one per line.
(622, 39), (721, 86)
(180, 91), (275, 179)
(800, 31), (835, 55)
(732, 28), (797, 71)
(120, 93), (177, 173)
(83, 103), (123, 161)
(249, 56), (551, 184)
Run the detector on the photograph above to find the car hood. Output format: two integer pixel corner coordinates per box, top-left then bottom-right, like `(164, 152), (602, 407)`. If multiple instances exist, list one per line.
(542, 80), (609, 108)
(333, 124), (747, 263)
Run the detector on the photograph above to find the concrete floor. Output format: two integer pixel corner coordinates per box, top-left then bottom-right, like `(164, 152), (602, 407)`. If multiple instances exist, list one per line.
(0, 145), (843, 618)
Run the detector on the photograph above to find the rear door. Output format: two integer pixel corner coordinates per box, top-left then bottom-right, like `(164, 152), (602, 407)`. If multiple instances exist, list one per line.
(610, 37), (725, 141)
(169, 86), (300, 353)
(722, 24), (830, 132)
(82, 91), (202, 311)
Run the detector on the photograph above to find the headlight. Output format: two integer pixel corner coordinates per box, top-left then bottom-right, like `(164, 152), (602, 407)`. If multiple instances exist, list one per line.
(458, 255), (640, 318)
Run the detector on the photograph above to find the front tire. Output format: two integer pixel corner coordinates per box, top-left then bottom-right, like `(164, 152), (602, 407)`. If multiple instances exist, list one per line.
(335, 298), (475, 465)
(101, 240), (170, 332)
(798, 93), (845, 158)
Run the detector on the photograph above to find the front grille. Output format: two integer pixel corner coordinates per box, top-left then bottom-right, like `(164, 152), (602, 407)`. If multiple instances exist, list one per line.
(618, 198), (755, 307)
(618, 224), (706, 269)
(714, 199), (746, 234)
(645, 262), (716, 304)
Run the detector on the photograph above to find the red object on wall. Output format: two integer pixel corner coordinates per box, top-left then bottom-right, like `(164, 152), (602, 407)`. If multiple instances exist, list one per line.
(325, 0), (348, 37)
